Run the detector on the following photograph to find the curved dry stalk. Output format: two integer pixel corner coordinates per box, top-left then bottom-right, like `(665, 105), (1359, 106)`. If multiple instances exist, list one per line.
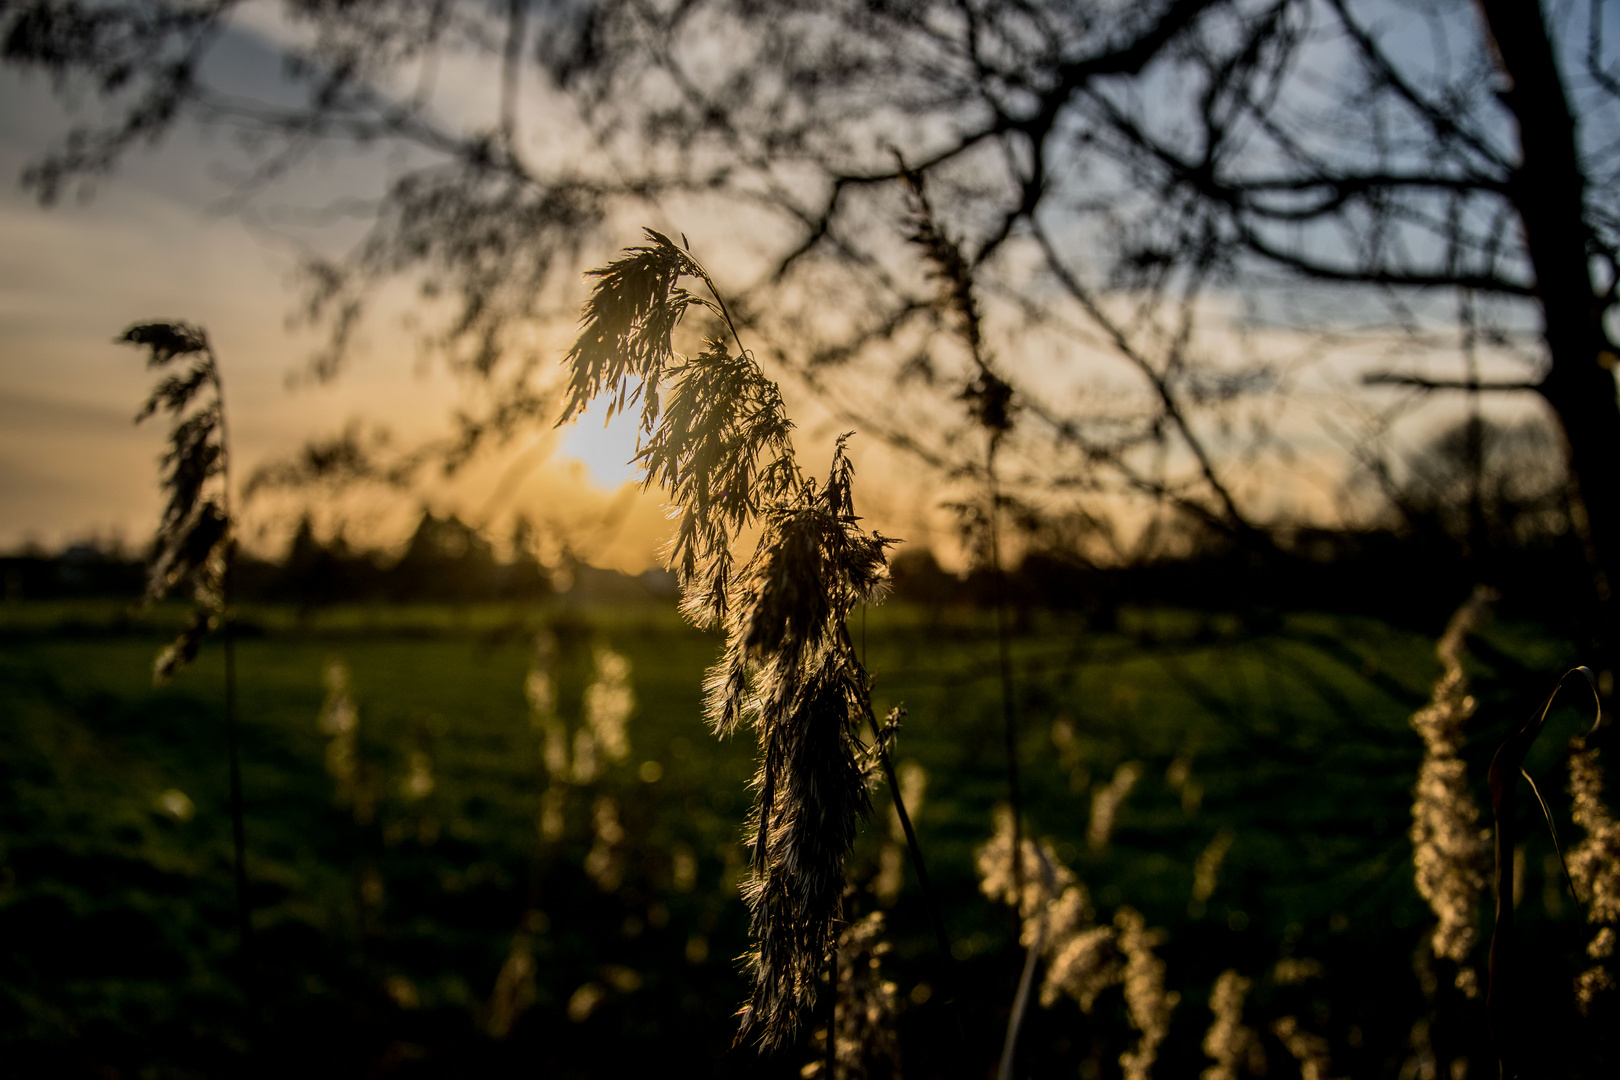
(1487, 665), (1601, 1075)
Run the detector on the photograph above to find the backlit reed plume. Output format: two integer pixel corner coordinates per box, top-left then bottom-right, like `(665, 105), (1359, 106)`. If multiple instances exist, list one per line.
(319, 659), (376, 823)
(900, 165), (1025, 920)
(120, 322), (234, 680)
(121, 320), (252, 955)
(1568, 733), (1620, 1012)
(528, 630), (637, 850)
(528, 630), (565, 769)
(1272, 958), (1323, 985)
(875, 761), (928, 906)
(527, 630), (569, 841)
(1201, 970), (1263, 1080)
(979, 807), (1179, 1078)
(1090, 761), (1144, 850)
(586, 795), (626, 892)
(1271, 1017), (1338, 1080)
(1410, 587), (1494, 991)
(1190, 828), (1236, 917)
(584, 644), (635, 766)
(1117, 907), (1180, 1080)
(977, 806), (1118, 1012)
(487, 912), (543, 1039)
(1167, 755), (1204, 815)
(802, 911), (902, 1080)
(1051, 718), (1090, 794)
(402, 749), (434, 801)
(561, 230), (893, 1048)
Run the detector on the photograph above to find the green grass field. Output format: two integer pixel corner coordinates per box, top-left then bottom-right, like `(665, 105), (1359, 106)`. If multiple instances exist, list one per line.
(0, 598), (1608, 1077)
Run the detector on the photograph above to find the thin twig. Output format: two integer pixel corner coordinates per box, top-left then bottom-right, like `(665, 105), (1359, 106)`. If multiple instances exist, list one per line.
(866, 708), (955, 979)
(1363, 372), (1540, 392)
(988, 448), (1025, 911)
(998, 835), (1060, 1079)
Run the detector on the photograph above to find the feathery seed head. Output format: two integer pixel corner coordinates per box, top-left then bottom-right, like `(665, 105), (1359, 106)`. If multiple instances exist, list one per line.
(976, 807), (1128, 1011)
(1272, 1017), (1339, 1080)
(1201, 970), (1263, 1080)
(801, 912), (902, 1080)
(1090, 761), (1144, 850)
(564, 234), (894, 1048)
(1568, 733), (1620, 1011)
(1409, 588), (1494, 965)
(120, 321), (233, 683)
(1117, 907), (1180, 1080)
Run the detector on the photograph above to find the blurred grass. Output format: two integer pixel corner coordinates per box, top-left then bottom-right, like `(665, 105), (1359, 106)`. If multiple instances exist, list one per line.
(0, 598), (1607, 1077)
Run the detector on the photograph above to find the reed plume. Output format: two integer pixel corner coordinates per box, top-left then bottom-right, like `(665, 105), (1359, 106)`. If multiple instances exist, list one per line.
(120, 320), (251, 958)
(1190, 828), (1236, 916)
(586, 795), (626, 892)
(979, 807), (1179, 1077)
(875, 761), (928, 906)
(487, 915), (541, 1039)
(802, 912), (902, 1080)
(526, 629), (571, 842)
(900, 164), (1026, 930)
(1116, 907), (1180, 1080)
(1409, 587), (1494, 990)
(318, 659), (375, 824)
(1568, 733), (1620, 1012)
(121, 322), (234, 678)
(977, 807), (1122, 1012)
(1090, 762), (1144, 851)
(1200, 970), (1263, 1080)
(561, 231), (893, 1048)
(1271, 1017), (1338, 1080)
(584, 644), (635, 765)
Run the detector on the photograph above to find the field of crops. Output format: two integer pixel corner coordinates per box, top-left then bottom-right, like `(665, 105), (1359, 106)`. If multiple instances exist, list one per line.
(0, 597), (1608, 1078)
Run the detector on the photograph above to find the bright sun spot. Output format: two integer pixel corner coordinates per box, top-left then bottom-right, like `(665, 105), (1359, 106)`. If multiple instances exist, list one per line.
(558, 395), (643, 489)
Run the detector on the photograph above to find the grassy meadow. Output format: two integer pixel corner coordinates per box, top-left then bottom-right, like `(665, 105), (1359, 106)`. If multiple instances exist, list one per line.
(0, 596), (1610, 1077)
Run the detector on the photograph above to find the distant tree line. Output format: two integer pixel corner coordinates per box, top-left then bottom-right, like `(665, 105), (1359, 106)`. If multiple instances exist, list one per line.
(893, 415), (1591, 630)
(0, 510), (552, 606)
(4, 414), (1592, 629)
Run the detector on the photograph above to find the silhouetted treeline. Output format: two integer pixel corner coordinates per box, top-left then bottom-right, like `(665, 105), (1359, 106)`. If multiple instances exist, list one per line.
(1, 512), (554, 606)
(886, 503), (1589, 633)
(4, 482), (1591, 629)
(260, 513), (552, 605)
(884, 415), (1593, 632)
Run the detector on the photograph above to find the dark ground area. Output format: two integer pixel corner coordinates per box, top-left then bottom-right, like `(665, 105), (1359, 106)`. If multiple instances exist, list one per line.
(1, 590), (1613, 1078)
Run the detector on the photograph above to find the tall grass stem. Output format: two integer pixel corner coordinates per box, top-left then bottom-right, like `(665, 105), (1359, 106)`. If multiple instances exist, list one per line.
(825, 937), (838, 1080)
(223, 568), (251, 963)
(866, 710), (954, 979)
(998, 925), (1043, 1080)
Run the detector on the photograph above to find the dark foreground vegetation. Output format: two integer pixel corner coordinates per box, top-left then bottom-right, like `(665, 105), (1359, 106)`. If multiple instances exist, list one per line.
(1, 585), (1612, 1078)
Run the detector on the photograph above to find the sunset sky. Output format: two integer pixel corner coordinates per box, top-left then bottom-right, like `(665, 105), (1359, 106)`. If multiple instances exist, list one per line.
(0, 8), (1545, 574)
(0, 47), (688, 570)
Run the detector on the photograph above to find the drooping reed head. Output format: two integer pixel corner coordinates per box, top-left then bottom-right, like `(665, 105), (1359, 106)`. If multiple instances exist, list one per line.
(561, 231), (799, 627)
(119, 321), (232, 681)
(562, 232), (894, 1049)
(1409, 587), (1493, 981)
